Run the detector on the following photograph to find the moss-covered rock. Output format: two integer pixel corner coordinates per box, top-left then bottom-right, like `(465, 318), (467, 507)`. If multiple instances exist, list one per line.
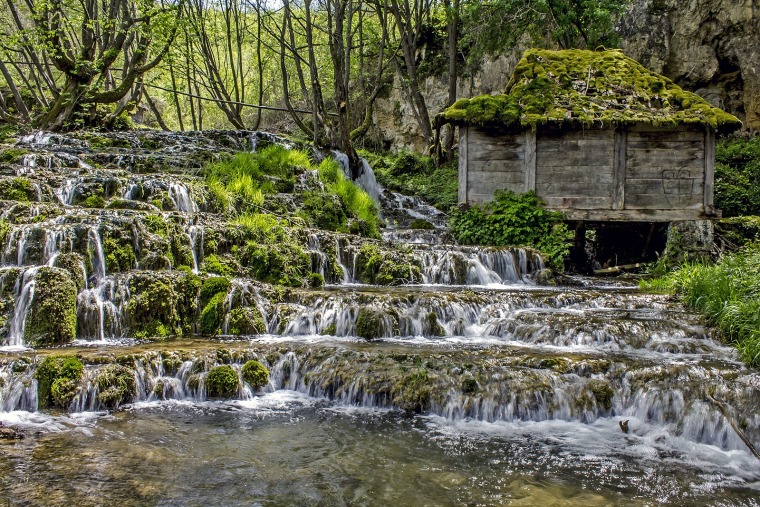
(0, 177), (37, 201)
(35, 355), (84, 409)
(355, 307), (386, 340)
(206, 365), (239, 397)
(200, 292), (227, 336)
(423, 311), (445, 337)
(587, 379), (615, 411)
(95, 364), (136, 408)
(52, 253), (87, 292)
(227, 307), (266, 335)
(440, 49), (741, 132)
(126, 272), (200, 339)
(241, 360), (269, 389)
(24, 267), (77, 347)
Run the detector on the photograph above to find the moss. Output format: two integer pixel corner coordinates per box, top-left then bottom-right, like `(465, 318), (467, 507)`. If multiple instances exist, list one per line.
(52, 253), (87, 291)
(206, 365), (239, 397)
(307, 273), (325, 288)
(24, 267), (77, 347)
(125, 273), (199, 339)
(34, 355), (84, 409)
(409, 219), (436, 230)
(241, 360), (269, 389)
(440, 49), (742, 131)
(587, 379), (614, 411)
(424, 312), (445, 337)
(0, 148), (28, 164)
(199, 292), (227, 336)
(200, 276), (230, 308)
(201, 254), (235, 277)
(227, 307), (266, 335)
(461, 378), (479, 394)
(95, 364), (136, 408)
(103, 237), (136, 273)
(355, 307), (386, 340)
(82, 194), (107, 208)
(0, 177), (37, 201)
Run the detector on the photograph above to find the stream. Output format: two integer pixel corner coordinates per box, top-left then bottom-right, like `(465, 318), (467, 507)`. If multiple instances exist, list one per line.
(0, 130), (758, 506)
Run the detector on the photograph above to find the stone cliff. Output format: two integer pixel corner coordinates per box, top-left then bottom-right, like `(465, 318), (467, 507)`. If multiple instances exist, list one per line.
(371, 0), (759, 151)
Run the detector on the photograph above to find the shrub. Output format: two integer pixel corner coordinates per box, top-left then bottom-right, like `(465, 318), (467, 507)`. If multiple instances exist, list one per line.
(450, 190), (571, 270)
(715, 135), (760, 217)
(241, 360), (269, 389)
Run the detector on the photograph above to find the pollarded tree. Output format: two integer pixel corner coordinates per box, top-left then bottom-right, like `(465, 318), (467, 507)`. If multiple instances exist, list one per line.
(7, 0), (183, 131)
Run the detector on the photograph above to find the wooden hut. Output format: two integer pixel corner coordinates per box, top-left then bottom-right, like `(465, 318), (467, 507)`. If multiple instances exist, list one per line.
(438, 49), (742, 222)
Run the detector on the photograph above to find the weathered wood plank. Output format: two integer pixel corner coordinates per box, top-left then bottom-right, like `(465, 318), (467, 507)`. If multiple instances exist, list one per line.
(536, 172), (614, 185)
(627, 130), (705, 141)
(705, 129), (715, 209)
(557, 208), (720, 221)
(624, 178), (703, 195)
(536, 140), (613, 154)
(542, 196), (613, 208)
(626, 140), (704, 150)
(524, 129), (536, 192)
(538, 129), (611, 141)
(626, 164), (705, 179)
(469, 159), (525, 173)
(468, 170), (525, 187)
(536, 166), (613, 179)
(627, 149), (704, 166)
(536, 150), (614, 166)
(469, 129), (525, 147)
(459, 126), (468, 203)
(613, 129), (626, 210)
(537, 181), (614, 196)
(625, 193), (704, 209)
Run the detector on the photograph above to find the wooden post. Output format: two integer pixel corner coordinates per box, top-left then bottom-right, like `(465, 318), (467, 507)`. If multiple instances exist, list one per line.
(458, 126), (469, 204)
(612, 129), (627, 210)
(524, 128), (536, 193)
(704, 128), (715, 212)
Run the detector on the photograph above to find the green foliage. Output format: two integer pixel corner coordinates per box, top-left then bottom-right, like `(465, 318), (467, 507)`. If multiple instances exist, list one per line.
(103, 237), (136, 273)
(241, 360), (269, 389)
(227, 307), (266, 335)
(307, 273), (325, 288)
(95, 364), (136, 408)
(200, 292), (227, 336)
(450, 190), (571, 269)
(355, 307), (385, 340)
(317, 159), (381, 238)
(201, 254), (235, 277)
(0, 177), (36, 201)
(200, 277), (230, 308)
(300, 192), (348, 231)
(442, 49), (741, 130)
(35, 355), (84, 409)
(82, 194), (107, 208)
(355, 244), (421, 285)
(206, 365), (239, 397)
(642, 243), (760, 366)
(410, 219), (436, 230)
(714, 136), (760, 217)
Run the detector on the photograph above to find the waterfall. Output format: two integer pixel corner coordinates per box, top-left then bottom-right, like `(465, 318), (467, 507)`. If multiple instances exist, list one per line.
(4, 267), (39, 348)
(187, 224), (204, 274)
(168, 182), (199, 213)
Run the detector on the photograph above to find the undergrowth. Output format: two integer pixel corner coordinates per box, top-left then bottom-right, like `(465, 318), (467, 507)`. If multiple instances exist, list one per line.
(450, 190), (571, 270)
(641, 242), (760, 367)
(715, 135), (760, 217)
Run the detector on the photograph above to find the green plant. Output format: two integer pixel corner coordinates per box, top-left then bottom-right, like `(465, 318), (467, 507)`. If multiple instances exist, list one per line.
(241, 360), (269, 389)
(206, 365), (239, 397)
(95, 364), (136, 408)
(35, 355), (84, 409)
(714, 135), (760, 217)
(450, 190), (571, 269)
(642, 242), (760, 366)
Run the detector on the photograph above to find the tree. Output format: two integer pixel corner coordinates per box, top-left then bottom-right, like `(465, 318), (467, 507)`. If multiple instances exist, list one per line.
(2, 0), (183, 131)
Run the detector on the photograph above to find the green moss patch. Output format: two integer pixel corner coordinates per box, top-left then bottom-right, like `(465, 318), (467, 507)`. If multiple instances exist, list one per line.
(440, 49), (741, 131)
(206, 365), (239, 397)
(241, 360), (269, 389)
(0, 177), (37, 202)
(227, 307), (266, 335)
(96, 364), (136, 408)
(35, 355), (84, 409)
(24, 268), (77, 347)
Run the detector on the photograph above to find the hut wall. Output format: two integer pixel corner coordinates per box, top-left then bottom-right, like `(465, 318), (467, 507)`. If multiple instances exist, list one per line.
(459, 125), (715, 221)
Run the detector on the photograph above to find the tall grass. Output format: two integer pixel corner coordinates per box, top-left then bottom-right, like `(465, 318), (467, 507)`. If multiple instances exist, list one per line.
(643, 242), (760, 366)
(317, 158), (380, 237)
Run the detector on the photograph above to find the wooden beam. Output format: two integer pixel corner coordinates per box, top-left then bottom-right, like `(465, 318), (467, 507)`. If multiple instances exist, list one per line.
(704, 128), (715, 211)
(524, 128), (536, 192)
(459, 126), (468, 204)
(613, 129), (626, 210)
(555, 208), (721, 222)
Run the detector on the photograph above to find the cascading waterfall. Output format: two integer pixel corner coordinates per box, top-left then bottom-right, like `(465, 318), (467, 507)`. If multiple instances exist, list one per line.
(1, 130), (758, 505)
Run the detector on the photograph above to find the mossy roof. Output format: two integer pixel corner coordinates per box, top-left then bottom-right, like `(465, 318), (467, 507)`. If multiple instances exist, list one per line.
(440, 49), (741, 131)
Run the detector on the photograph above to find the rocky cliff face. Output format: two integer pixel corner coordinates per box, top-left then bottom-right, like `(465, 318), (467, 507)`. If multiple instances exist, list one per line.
(372, 0), (759, 151)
